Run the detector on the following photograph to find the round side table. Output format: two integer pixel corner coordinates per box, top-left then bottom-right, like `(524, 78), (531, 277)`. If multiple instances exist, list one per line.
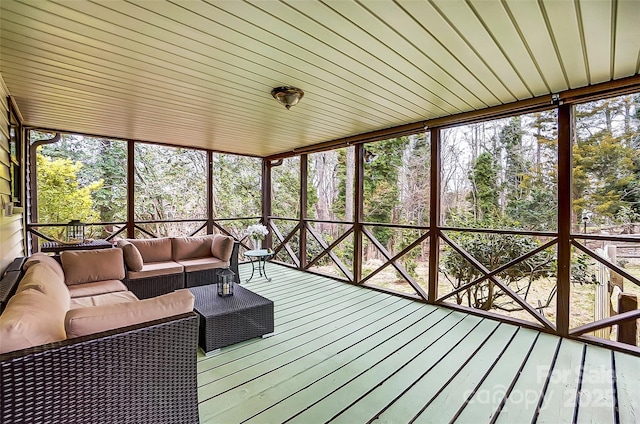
(244, 249), (274, 282)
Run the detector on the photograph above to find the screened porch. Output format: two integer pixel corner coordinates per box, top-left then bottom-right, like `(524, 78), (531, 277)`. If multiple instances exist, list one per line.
(2, 1), (640, 423)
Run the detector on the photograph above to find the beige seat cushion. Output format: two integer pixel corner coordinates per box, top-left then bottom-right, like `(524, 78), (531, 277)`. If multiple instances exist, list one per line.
(211, 234), (234, 261)
(61, 249), (125, 285)
(67, 280), (128, 299)
(128, 238), (173, 263)
(177, 257), (229, 273)
(126, 261), (184, 279)
(65, 289), (195, 338)
(171, 235), (215, 261)
(117, 240), (144, 271)
(70, 290), (138, 309)
(0, 287), (68, 354)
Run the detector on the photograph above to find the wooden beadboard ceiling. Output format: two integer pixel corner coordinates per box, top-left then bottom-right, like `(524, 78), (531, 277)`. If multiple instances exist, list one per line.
(1, 0), (639, 157)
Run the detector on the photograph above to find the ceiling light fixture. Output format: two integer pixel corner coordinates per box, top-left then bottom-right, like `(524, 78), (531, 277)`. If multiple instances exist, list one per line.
(271, 86), (304, 110)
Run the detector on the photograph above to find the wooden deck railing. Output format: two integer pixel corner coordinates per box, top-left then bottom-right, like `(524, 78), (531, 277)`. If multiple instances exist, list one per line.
(266, 212), (640, 353)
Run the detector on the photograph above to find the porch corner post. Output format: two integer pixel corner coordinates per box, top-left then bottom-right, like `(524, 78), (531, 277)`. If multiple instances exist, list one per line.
(206, 150), (214, 234)
(300, 154), (308, 269)
(557, 103), (572, 336)
(127, 140), (135, 239)
(428, 127), (441, 303)
(354, 144), (364, 283)
(262, 158), (272, 249)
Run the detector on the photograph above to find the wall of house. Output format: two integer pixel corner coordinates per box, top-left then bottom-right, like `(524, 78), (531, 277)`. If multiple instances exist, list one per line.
(0, 75), (25, 271)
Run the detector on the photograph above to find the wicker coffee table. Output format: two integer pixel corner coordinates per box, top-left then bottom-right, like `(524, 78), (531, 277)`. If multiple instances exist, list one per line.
(188, 284), (274, 354)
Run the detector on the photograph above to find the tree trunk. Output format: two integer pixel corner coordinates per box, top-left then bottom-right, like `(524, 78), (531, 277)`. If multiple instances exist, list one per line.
(345, 147), (354, 222)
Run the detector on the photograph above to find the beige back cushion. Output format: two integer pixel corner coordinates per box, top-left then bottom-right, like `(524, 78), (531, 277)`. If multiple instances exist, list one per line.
(211, 234), (234, 261)
(0, 289), (68, 353)
(0, 261), (70, 353)
(65, 289), (195, 338)
(117, 240), (144, 271)
(172, 235), (215, 261)
(16, 259), (70, 308)
(61, 249), (125, 285)
(128, 238), (173, 263)
(23, 252), (65, 281)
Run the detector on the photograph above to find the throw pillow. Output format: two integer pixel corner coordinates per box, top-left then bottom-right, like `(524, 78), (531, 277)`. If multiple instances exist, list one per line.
(117, 240), (144, 272)
(211, 234), (234, 261)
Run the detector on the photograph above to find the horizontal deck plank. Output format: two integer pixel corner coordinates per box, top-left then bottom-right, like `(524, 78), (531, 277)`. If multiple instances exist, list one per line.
(197, 289), (384, 374)
(614, 351), (640, 424)
(534, 338), (585, 423)
(494, 332), (561, 424)
(257, 309), (464, 424)
(209, 302), (434, 423)
(371, 319), (503, 424)
(196, 264), (640, 424)
(198, 293), (405, 394)
(442, 327), (541, 423)
(576, 346), (615, 423)
(413, 324), (521, 422)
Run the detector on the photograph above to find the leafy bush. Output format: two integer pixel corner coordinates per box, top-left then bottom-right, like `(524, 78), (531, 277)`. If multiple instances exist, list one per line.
(441, 215), (554, 311)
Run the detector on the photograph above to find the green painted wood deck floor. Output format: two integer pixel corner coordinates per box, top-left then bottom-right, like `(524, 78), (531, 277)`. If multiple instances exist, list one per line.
(197, 264), (640, 424)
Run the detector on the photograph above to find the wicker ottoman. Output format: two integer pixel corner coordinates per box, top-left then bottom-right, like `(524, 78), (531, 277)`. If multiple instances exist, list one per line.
(188, 284), (274, 354)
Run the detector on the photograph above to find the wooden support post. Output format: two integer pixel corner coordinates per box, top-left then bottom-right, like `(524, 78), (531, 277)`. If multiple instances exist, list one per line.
(618, 293), (638, 346)
(607, 245), (623, 290)
(262, 158), (272, 249)
(594, 248), (611, 339)
(606, 245), (624, 316)
(354, 144), (364, 284)
(428, 128), (440, 303)
(127, 140), (135, 239)
(206, 151), (214, 235)
(300, 154), (308, 269)
(556, 103), (572, 336)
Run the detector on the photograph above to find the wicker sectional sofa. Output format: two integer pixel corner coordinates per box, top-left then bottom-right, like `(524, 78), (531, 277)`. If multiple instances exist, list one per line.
(118, 234), (239, 299)
(0, 250), (199, 423)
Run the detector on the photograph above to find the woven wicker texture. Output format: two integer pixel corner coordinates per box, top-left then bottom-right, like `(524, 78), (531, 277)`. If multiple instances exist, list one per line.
(0, 258), (25, 310)
(5, 257), (25, 273)
(0, 271), (21, 311)
(189, 284), (274, 352)
(185, 268), (217, 288)
(0, 313), (199, 424)
(40, 239), (113, 254)
(123, 272), (184, 299)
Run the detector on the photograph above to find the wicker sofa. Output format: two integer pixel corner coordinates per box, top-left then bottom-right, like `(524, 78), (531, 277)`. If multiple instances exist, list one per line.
(0, 251), (199, 423)
(118, 235), (239, 299)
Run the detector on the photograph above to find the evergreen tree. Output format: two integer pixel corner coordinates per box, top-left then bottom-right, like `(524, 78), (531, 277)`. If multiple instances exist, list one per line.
(468, 152), (499, 221)
(573, 97), (639, 227)
(362, 137), (408, 247)
(505, 113), (558, 230)
(501, 117), (531, 223)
